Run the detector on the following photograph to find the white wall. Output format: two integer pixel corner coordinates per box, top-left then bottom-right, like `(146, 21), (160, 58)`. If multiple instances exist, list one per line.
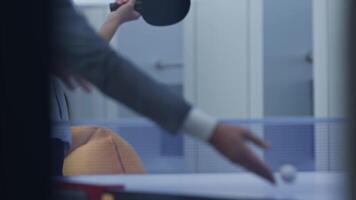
(313, 0), (349, 119)
(313, 0), (349, 170)
(183, 0), (264, 173)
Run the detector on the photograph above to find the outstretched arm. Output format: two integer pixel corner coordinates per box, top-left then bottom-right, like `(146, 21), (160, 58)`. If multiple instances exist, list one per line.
(58, 0), (140, 92)
(53, 0), (190, 133)
(99, 0), (140, 41)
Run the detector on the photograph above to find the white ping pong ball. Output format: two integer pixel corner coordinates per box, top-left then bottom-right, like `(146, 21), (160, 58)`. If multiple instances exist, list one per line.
(280, 164), (297, 184)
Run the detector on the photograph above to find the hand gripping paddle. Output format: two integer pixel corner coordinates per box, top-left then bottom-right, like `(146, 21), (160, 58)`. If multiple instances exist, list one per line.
(109, 0), (191, 26)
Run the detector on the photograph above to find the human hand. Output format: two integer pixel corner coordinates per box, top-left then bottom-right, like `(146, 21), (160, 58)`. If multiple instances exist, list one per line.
(209, 123), (276, 184)
(62, 74), (92, 93)
(53, 65), (92, 92)
(107, 0), (141, 25)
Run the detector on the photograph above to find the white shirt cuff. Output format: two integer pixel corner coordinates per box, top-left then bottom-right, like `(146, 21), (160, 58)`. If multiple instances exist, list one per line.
(181, 108), (219, 141)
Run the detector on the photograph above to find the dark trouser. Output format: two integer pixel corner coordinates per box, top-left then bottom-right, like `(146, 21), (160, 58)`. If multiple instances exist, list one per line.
(51, 139), (65, 176)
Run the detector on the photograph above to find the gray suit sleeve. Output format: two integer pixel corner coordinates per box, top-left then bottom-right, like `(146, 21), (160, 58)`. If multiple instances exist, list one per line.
(52, 0), (191, 133)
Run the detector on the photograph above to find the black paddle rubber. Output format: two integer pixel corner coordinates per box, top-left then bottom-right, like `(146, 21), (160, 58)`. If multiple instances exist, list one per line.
(109, 0), (191, 26)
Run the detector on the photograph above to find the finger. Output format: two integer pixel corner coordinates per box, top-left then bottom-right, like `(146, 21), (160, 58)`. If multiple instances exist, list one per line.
(236, 148), (276, 184)
(244, 131), (270, 149)
(128, 0), (136, 6)
(133, 11), (141, 18)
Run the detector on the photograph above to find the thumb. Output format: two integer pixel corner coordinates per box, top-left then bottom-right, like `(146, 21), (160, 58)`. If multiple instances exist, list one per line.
(127, 0), (136, 6)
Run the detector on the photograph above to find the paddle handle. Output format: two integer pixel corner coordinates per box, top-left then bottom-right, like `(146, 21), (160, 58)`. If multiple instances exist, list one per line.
(109, 2), (120, 12)
(109, 1), (141, 12)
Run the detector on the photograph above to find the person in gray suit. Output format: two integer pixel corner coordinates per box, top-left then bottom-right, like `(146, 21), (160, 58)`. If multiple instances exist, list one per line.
(52, 0), (275, 184)
(50, 0), (140, 175)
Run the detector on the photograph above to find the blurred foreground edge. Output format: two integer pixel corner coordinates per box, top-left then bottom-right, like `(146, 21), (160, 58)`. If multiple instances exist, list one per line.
(349, 0), (356, 200)
(53, 180), (124, 200)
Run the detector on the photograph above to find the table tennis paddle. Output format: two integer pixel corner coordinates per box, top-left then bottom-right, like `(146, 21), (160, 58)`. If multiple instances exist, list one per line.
(109, 0), (191, 26)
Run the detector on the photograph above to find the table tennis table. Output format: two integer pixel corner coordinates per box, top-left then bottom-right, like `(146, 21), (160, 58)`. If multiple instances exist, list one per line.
(63, 172), (347, 200)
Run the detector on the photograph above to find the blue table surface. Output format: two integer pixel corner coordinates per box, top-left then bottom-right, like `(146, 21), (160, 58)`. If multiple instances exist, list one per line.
(63, 172), (347, 200)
